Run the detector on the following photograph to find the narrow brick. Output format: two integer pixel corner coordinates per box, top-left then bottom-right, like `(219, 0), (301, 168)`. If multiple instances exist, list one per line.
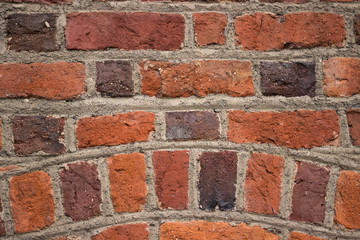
(290, 162), (330, 224)
(140, 60), (254, 97)
(92, 223), (149, 240)
(0, 0), (71, 3)
(10, 171), (55, 233)
(355, 15), (360, 44)
(199, 152), (237, 211)
(153, 151), (189, 210)
(0, 197), (5, 236)
(347, 109), (360, 146)
(289, 232), (325, 240)
(76, 112), (155, 148)
(193, 12), (227, 46)
(166, 111), (220, 141)
(228, 110), (340, 149)
(0, 119), (2, 151)
(66, 12), (185, 50)
(107, 153), (147, 212)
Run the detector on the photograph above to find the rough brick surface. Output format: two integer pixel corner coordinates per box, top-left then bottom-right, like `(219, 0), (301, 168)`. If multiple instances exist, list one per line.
(66, 12), (185, 50)
(92, 223), (149, 240)
(235, 12), (345, 51)
(355, 15), (360, 44)
(153, 151), (189, 210)
(334, 170), (360, 229)
(0, 198), (5, 236)
(10, 171), (55, 233)
(107, 153), (147, 212)
(260, 0), (309, 2)
(13, 116), (65, 155)
(0, 0), (71, 3)
(166, 111), (219, 141)
(7, 14), (57, 52)
(76, 112), (155, 148)
(199, 152), (237, 210)
(193, 12), (227, 46)
(346, 109), (360, 146)
(0, 62), (86, 100)
(245, 153), (285, 215)
(260, 62), (316, 97)
(60, 162), (102, 221)
(228, 110), (340, 149)
(289, 232), (325, 240)
(140, 60), (254, 97)
(322, 58), (360, 97)
(0, 119), (2, 151)
(290, 162), (330, 224)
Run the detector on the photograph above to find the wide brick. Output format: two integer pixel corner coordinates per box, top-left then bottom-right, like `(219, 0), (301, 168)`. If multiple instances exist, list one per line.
(153, 151), (189, 210)
(347, 109), (360, 146)
(289, 232), (325, 240)
(259, 0), (309, 2)
(334, 170), (360, 229)
(13, 116), (65, 155)
(0, 62), (86, 100)
(260, 62), (316, 97)
(96, 61), (133, 97)
(160, 221), (280, 239)
(107, 153), (147, 212)
(10, 171), (55, 233)
(193, 12), (227, 46)
(355, 15), (360, 44)
(92, 223), (149, 240)
(235, 12), (345, 51)
(66, 12), (185, 50)
(7, 14), (57, 52)
(76, 112), (155, 148)
(290, 162), (330, 224)
(0, 0), (71, 3)
(245, 153), (285, 215)
(199, 152), (237, 210)
(60, 162), (102, 221)
(228, 110), (340, 149)
(322, 58), (360, 97)
(140, 60), (254, 97)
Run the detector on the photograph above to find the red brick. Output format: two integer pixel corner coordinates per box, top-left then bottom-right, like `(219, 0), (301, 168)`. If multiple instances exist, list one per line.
(0, 166), (20, 172)
(245, 153), (285, 215)
(0, 0), (71, 3)
(322, 58), (360, 97)
(193, 12), (227, 46)
(76, 112), (155, 149)
(0, 197), (5, 236)
(334, 170), (360, 229)
(228, 110), (340, 149)
(153, 151), (189, 210)
(66, 12), (185, 51)
(289, 232), (325, 240)
(92, 223), (149, 240)
(10, 171), (55, 233)
(160, 221), (280, 239)
(347, 109), (360, 146)
(0, 62), (86, 100)
(259, 0), (309, 2)
(142, 0), (247, 1)
(107, 153), (147, 212)
(355, 15), (360, 44)
(140, 60), (254, 97)
(235, 12), (345, 51)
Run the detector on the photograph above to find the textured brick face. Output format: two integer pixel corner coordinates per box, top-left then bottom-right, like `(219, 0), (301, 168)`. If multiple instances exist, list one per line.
(289, 232), (325, 240)
(199, 152), (237, 210)
(92, 223), (149, 240)
(0, 0), (71, 3)
(290, 162), (330, 224)
(355, 15), (360, 44)
(193, 12), (227, 46)
(0, 197), (5, 236)
(346, 109), (360, 146)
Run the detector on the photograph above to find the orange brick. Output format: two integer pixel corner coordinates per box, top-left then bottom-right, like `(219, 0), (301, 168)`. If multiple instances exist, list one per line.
(92, 223), (149, 240)
(193, 12), (227, 46)
(289, 232), (325, 240)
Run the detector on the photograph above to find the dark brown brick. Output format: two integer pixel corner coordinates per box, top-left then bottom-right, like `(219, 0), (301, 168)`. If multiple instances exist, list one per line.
(261, 62), (316, 97)
(96, 61), (133, 97)
(199, 152), (237, 211)
(13, 116), (65, 155)
(166, 112), (220, 141)
(355, 15), (360, 45)
(7, 14), (57, 52)
(290, 162), (330, 224)
(60, 162), (102, 221)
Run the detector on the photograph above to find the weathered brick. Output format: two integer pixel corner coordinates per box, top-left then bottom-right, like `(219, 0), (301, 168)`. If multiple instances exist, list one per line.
(142, 0), (247, 1)
(60, 162), (102, 221)
(13, 116), (65, 155)
(92, 223), (149, 240)
(140, 60), (254, 97)
(245, 153), (285, 215)
(322, 58), (360, 97)
(66, 12), (185, 50)
(289, 232), (325, 240)
(10, 171), (55, 233)
(7, 14), (57, 52)
(260, 62), (316, 97)
(0, 166), (20, 172)
(0, 62), (86, 100)
(347, 109), (360, 146)
(0, 197), (5, 236)
(0, 0), (71, 3)
(76, 112), (155, 148)
(290, 162), (330, 224)
(166, 111), (220, 141)
(355, 15), (360, 44)
(0, 119), (2, 151)
(153, 151), (189, 210)
(107, 153), (147, 212)
(259, 0), (309, 2)
(228, 110), (340, 149)
(235, 12), (345, 51)
(96, 61), (133, 97)
(193, 12), (227, 46)
(199, 152), (237, 210)
(160, 221), (280, 239)
(334, 170), (360, 229)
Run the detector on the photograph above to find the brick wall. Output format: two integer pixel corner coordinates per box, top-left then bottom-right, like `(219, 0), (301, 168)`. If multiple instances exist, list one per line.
(0, 0), (359, 239)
